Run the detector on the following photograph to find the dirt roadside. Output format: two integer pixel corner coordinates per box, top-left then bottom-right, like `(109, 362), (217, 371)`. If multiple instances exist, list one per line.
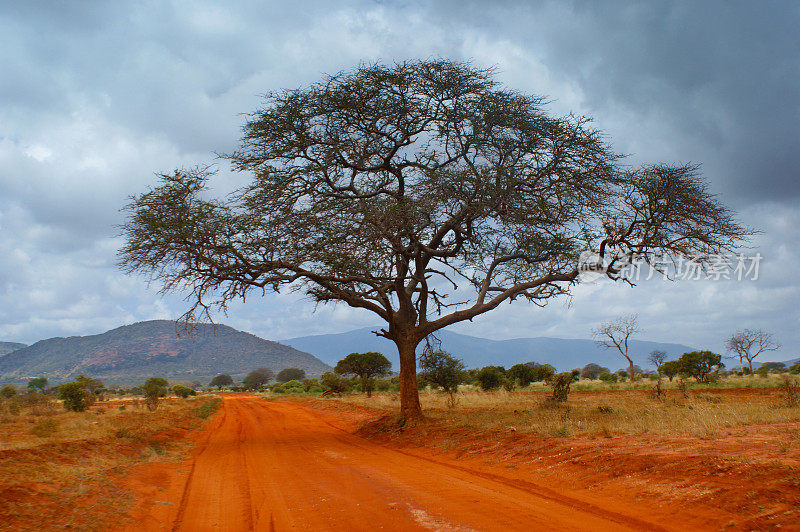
(119, 395), (739, 531)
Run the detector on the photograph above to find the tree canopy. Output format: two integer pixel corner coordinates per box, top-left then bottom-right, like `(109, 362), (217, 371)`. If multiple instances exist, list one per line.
(210, 374), (234, 389)
(276, 368), (306, 383)
(725, 329), (780, 372)
(120, 59), (749, 420)
(678, 351), (724, 383)
(242, 367), (275, 390)
(335, 352), (391, 396)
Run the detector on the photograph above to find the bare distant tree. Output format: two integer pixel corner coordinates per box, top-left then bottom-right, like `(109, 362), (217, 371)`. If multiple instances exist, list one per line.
(648, 350), (668, 374)
(593, 314), (641, 381)
(725, 329), (781, 373)
(120, 60), (750, 420)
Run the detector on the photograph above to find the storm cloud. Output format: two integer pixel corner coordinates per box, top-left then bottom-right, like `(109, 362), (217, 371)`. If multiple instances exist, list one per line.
(1, 1), (797, 360)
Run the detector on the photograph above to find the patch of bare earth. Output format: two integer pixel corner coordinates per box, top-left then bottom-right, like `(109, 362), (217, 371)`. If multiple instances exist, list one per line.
(295, 389), (800, 530)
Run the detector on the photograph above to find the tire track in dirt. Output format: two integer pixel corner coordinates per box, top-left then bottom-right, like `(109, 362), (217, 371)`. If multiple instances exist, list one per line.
(126, 396), (676, 531)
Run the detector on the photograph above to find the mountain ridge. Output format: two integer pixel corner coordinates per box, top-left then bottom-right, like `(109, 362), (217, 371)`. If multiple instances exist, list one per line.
(0, 342), (27, 357)
(0, 320), (330, 385)
(283, 327), (699, 371)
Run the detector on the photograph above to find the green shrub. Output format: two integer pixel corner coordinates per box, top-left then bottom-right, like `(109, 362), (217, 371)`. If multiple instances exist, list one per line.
(58, 382), (90, 412)
(320, 372), (349, 394)
(171, 384), (193, 398)
(598, 372), (618, 383)
(0, 385), (18, 399)
(547, 370), (580, 402)
(475, 366), (505, 391)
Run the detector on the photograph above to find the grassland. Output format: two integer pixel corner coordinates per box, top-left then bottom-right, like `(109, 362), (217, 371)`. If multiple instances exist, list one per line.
(305, 374), (800, 438)
(0, 394), (220, 531)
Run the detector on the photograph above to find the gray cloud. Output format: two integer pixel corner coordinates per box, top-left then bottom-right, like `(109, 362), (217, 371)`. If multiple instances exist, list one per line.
(0, 0), (797, 361)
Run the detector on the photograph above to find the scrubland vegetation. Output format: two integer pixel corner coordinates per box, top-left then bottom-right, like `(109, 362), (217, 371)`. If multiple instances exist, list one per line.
(0, 388), (220, 531)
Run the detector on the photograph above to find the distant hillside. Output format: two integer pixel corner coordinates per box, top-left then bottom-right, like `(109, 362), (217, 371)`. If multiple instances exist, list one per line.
(283, 327), (697, 372)
(0, 320), (330, 384)
(0, 342), (27, 357)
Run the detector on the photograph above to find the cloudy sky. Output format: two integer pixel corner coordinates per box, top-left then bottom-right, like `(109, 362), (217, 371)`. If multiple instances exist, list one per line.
(1, 0), (798, 360)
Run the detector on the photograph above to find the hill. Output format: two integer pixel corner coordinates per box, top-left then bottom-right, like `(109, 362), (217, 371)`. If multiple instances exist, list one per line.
(0, 320), (330, 385)
(0, 342), (27, 357)
(283, 327), (697, 372)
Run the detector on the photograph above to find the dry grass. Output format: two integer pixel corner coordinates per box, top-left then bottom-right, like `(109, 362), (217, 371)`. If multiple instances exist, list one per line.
(0, 394), (220, 532)
(324, 386), (800, 438)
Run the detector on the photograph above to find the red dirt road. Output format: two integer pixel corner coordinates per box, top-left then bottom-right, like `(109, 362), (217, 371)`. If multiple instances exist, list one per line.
(125, 396), (670, 531)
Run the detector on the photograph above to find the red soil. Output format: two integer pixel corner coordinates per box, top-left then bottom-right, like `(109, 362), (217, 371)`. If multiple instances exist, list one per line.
(118, 395), (783, 531)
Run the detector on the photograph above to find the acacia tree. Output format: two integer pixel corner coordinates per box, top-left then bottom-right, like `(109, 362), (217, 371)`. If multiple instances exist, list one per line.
(725, 329), (780, 373)
(242, 367), (275, 390)
(592, 314), (641, 382)
(120, 60), (748, 420)
(210, 374), (233, 390)
(648, 350), (667, 373)
(419, 350), (466, 407)
(335, 352), (391, 397)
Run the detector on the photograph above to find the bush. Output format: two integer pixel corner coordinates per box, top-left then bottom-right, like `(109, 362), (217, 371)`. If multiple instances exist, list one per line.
(475, 366), (505, 391)
(143, 377), (169, 410)
(507, 363), (537, 387)
(0, 385), (18, 399)
(547, 370), (580, 402)
(172, 384), (193, 398)
(58, 382), (91, 412)
(320, 372), (349, 395)
(419, 350), (466, 405)
(598, 372), (618, 383)
(525, 362), (556, 382)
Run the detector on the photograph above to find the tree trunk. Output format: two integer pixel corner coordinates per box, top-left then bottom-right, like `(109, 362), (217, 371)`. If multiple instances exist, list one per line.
(396, 337), (423, 421)
(627, 357), (635, 382)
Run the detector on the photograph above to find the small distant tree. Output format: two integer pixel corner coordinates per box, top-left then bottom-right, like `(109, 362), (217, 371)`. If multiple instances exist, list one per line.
(507, 363), (538, 387)
(648, 350), (667, 374)
(548, 370), (580, 402)
(659, 360), (681, 381)
(678, 351), (724, 383)
(790, 362), (800, 375)
(726, 329), (780, 373)
(242, 367), (275, 390)
(27, 377), (48, 393)
(143, 377), (169, 410)
(1, 385), (18, 399)
(419, 350), (466, 407)
(760, 362), (787, 373)
(210, 374), (234, 390)
(171, 384), (193, 398)
(592, 314), (641, 382)
(475, 366), (506, 391)
(276, 368), (306, 383)
(580, 363), (609, 380)
(57, 382), (90, 412)
(75, 374), (104, 394)
(525, 362), (556, 382)
(335, 352), (391, 397)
